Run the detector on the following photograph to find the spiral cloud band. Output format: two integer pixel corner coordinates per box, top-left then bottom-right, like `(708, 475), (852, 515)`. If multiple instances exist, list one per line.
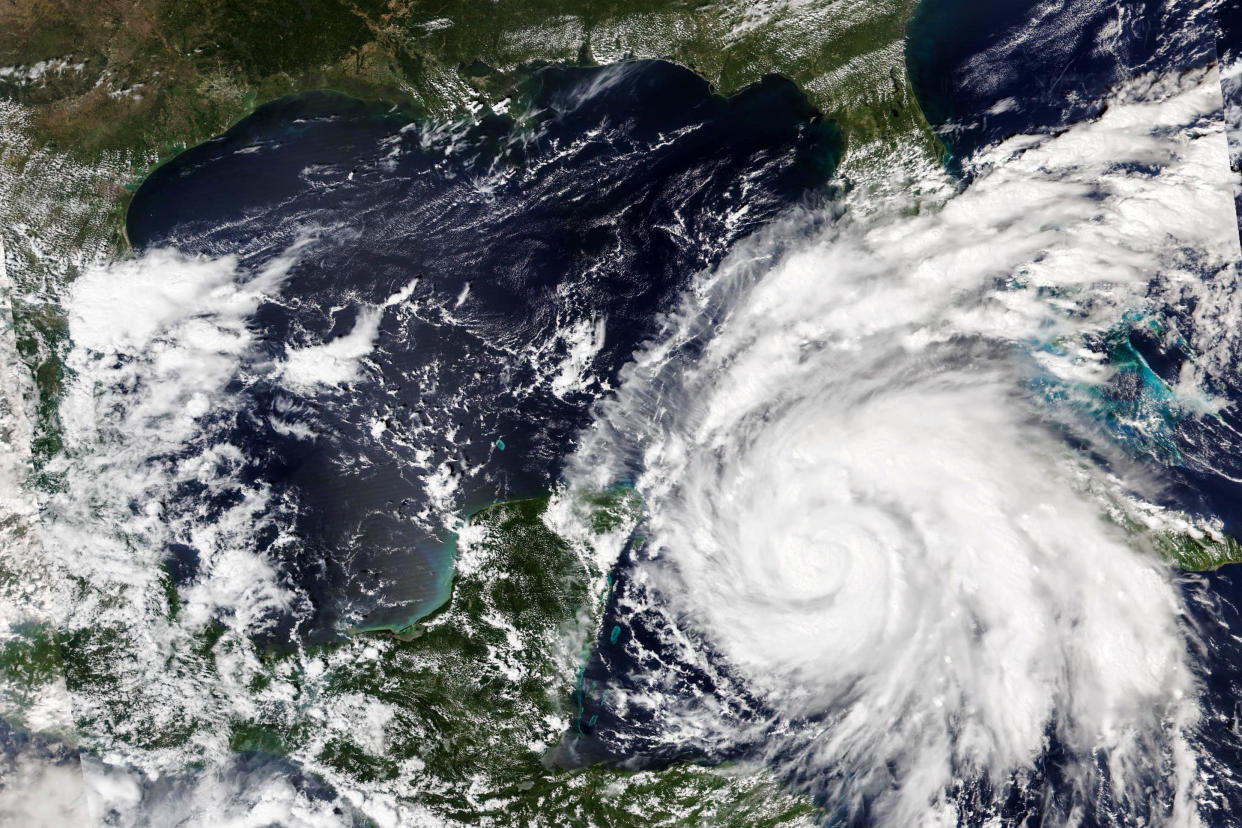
(569, 66), (1241, 824)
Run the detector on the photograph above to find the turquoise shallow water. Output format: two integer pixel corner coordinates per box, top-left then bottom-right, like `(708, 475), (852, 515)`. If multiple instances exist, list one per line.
(125, 61), (840, 641)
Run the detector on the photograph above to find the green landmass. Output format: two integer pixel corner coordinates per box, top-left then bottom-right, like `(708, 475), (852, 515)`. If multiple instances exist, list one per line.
(0, 0), (935, 470)
(1158, 531), (1242, 571)
(44, 489), (819, 824)
(0, 0), (932, 253)
(0, 4), (934, 821)
(6, 1), (1242, 823)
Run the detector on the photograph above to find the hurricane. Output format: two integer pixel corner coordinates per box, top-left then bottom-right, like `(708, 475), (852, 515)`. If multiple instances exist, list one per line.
(11, 0), (1242, 825)
(567, 64), (1242, 825)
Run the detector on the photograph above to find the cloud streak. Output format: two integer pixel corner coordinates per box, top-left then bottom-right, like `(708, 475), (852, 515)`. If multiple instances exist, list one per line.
(569, 65), (1240, 825)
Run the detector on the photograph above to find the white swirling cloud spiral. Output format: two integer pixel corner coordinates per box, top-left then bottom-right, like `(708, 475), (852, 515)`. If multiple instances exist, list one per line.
(570, 67), (1241, 824)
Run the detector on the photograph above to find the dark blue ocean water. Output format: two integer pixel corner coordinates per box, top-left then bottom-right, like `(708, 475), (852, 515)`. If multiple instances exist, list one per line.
(904, 0), (1242, 552)
(906, 0), (1218, 166)
(564, 4), (1242, 826)
(126, 60), (840, 641)
(120, 5), (1242, 823)
(902, 1), (1242, 548)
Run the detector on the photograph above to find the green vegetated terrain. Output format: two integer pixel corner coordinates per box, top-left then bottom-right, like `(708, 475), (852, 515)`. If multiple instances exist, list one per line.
(0, 0), (931, 251)
(3, 2), (1242, 823)
(0, 0), (934, 471)
(1159, 531), (1242, 571)
(36, 490), (824, 824)
(0, 9), (922, 820)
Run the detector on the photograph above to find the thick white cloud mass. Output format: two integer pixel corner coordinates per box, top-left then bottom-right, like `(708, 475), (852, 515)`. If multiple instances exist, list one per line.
(570, 66), (1241, 824)
(4, 29), (1241, 827)
(0, 753), (90, 827)
(57, 246), (301, 640)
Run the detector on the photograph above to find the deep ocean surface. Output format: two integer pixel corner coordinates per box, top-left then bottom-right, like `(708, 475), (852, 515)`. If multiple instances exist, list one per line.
(87, 2), (1242, 824)
(126, 60), (839, 640)
(562, 4), (1242, 826)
